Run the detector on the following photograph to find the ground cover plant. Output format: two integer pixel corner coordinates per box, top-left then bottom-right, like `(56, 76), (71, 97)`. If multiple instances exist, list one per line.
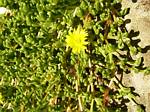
(0, 0), (149, 111)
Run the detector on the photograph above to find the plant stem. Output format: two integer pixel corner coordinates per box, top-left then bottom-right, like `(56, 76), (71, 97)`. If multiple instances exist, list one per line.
(75, 58), (83, 111)
(78, 96), (83, 111)
(88, 58), (94, 92)
(90, 99), (94, 112)
(76, 80), (79, 92)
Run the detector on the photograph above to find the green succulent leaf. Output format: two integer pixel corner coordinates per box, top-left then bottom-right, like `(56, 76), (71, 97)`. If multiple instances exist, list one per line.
(0, 0), (147, 111)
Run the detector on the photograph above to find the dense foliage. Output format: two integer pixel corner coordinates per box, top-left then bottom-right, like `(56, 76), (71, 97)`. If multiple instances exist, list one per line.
(0, 0), (149, 111)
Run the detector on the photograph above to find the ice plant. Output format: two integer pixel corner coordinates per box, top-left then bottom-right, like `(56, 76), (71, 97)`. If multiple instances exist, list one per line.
(0, 93), (3, 104)
(0, 0), (148, 111)
(66, 26), (88, 54)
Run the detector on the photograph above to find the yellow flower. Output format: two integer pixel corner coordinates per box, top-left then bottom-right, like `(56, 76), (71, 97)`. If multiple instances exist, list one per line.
(66, 26), (88, 54)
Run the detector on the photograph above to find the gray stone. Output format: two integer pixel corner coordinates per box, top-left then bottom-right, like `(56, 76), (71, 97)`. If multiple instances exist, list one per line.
(122, 0), (150, 111)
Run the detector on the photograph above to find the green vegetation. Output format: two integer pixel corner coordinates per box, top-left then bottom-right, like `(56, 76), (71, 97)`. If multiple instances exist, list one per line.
(0, 0), (149, 111)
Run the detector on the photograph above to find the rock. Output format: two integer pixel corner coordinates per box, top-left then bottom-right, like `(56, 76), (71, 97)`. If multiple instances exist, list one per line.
(122, 0), (150, 112)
